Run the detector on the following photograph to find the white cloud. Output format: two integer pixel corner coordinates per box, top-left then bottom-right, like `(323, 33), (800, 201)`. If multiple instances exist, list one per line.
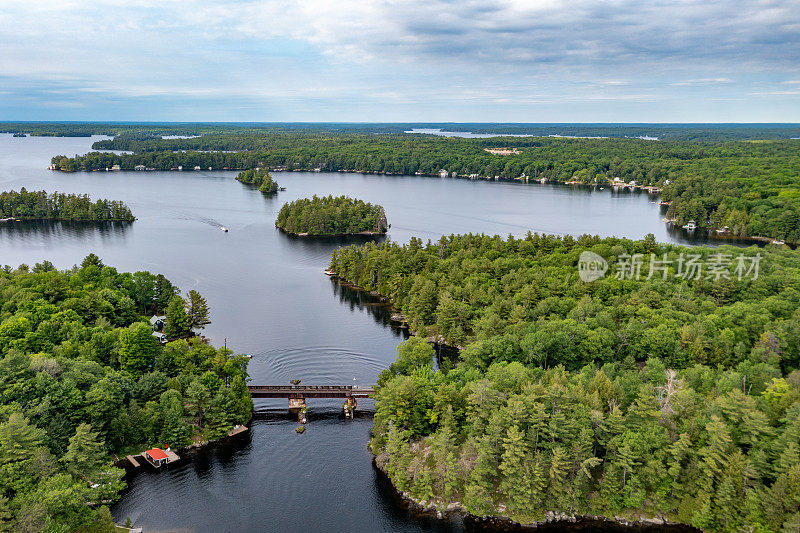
(671, 78), (735, 86)
(1, 0), (799, 120)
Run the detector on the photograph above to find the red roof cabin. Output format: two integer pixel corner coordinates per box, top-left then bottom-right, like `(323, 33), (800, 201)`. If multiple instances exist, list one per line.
(144, 448), (169, 468)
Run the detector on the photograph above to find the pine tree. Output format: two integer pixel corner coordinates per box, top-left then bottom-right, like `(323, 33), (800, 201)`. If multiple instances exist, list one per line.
(499, 425), (534, 515)
(62, 423), (104, 477)
(185, 290), (211, 330)
(0, 413), (44, 465)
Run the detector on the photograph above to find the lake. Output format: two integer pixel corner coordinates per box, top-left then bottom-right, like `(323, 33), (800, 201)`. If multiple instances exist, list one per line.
(0, 133), (706, 532)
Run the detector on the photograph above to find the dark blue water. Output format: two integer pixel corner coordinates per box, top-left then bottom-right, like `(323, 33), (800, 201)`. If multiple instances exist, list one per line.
(0, 133), (702, 532)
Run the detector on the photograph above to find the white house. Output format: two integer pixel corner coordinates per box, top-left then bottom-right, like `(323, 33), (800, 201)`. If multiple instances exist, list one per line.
(149, 315), (166, 331)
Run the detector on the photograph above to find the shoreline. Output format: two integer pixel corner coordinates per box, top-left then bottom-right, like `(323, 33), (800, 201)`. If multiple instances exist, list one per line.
(372, 457), (697, 533)
(115, 423), (251, 472)
(276, 226), (387, 238)
(328, 273), (463, 352)
(0, 217), (135, 223)
(48, 166), (795, 246)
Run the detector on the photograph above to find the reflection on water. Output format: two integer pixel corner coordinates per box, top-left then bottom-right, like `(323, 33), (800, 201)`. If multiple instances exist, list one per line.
(665, 225), (768, 248)
(331, 278), (408, 335)
(0, 220), (131, 261)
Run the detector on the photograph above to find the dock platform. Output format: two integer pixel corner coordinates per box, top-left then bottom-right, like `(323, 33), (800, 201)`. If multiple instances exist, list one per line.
(164, 450), (180, 463)
(228, 425), (249, 437)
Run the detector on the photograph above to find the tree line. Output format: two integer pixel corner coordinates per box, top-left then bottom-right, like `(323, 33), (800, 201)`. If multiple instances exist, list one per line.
(7, 122), (800, 140)
(327, 233), (800, 530)
(51, 133), (800, 241)
(235, 168), (279, 194)
(0, 255), (251, 531)
(276, 195), (388, 235)
(0, 189), (135, 222)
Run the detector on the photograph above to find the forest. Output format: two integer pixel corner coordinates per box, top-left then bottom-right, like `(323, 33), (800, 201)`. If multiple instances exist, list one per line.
(6, 122), (800, 140)
(276, 195), (388, 236)
(235, 168), (279, 194)
(0, 189), (135, 222)
(328, 233), (800, 531)
(0, 256), (252, 532)
(50, 133), (800, 242)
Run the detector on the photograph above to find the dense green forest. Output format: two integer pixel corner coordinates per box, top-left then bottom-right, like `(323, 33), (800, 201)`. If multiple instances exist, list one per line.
(5, 122), (800, 140)
(276, 195), (388, 235)
(0, 189), (135, 222)
(0, 256), (252, 531)
(328, 234), (800, 530)
(50, 133), (800, 241)
(235, 168), (279, 194)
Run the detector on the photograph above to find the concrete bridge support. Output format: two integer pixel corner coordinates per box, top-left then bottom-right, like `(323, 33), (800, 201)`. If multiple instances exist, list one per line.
(288, 398), (306, 409)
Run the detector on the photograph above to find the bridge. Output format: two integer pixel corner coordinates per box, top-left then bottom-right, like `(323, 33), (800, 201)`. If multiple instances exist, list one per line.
(248, 385), (375, 417)
(247, 385), (374, 399)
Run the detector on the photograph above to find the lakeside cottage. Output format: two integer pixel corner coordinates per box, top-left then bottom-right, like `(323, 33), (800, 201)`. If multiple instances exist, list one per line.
(134, 165), (146, 171)
(439, 169), (449, 178)
(151, 331), (167, 344)
(150, 315), (166, 331)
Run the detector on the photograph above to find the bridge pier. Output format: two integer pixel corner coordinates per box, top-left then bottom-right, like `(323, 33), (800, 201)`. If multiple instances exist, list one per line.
(343, 396), (357, 418)
(289, 398), (307, 423)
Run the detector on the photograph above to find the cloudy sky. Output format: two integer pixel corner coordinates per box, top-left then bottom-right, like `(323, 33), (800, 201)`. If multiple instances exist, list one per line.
(1, 0), (799, 122)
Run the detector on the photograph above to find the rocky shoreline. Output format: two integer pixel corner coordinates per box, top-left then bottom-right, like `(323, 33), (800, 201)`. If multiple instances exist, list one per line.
(373, 457), (697, 532)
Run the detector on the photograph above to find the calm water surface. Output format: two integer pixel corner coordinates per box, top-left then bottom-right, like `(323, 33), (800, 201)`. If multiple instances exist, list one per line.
(1, 134), (699, 532)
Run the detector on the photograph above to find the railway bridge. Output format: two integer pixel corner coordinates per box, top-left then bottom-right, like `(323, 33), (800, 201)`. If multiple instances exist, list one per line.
(247, 384), (375, 416)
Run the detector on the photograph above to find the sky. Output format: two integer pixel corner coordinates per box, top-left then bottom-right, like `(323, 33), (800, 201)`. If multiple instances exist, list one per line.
(1, 0), (800, 122)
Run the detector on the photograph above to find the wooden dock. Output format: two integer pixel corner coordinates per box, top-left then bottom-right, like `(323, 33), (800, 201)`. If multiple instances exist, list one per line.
(126, 455), (141, 468)
(164, 450), (180, 463)
(228, 425), (249, 437)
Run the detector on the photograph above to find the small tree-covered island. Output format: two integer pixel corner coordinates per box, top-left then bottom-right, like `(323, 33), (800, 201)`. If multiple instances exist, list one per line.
(329, 233), (800, 531)
(235, 168), (280, 194)
(0, 189), (135, 222)
(276, 195), (389, 236)
(0, 255), (252, 531)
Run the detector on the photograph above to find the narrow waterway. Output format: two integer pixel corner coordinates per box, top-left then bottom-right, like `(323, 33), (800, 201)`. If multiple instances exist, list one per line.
(0, 133), (713, 532)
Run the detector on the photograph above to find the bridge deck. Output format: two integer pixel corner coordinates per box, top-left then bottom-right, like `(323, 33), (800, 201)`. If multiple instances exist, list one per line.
(248, 385), (374, 399)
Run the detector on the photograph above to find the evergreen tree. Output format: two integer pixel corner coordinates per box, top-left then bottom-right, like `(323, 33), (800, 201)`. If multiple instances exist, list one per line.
(62, 423), (104, 477)
(165, 295), (189, 338)
(185, 290), (211, 330)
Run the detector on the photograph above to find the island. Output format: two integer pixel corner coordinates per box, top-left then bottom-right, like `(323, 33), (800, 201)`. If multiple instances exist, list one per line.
(276, 195), (388, 236)
(330, 233), (800, 531)
(0, 255), (252, 532)
(0, 188), (136, 222)
(49, 130), (800, 244)
(236, 168), (280, 194)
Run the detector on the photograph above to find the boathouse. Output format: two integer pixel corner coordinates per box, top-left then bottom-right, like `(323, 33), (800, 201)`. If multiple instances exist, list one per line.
(144, 448), (169, 467)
